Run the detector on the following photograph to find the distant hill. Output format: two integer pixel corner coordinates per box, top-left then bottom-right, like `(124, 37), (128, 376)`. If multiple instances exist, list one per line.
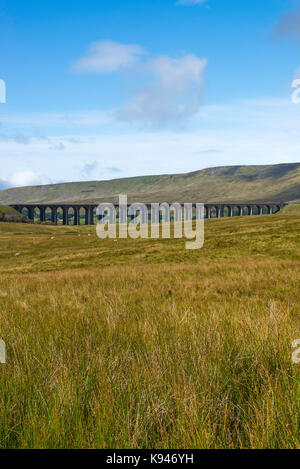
(0, 163), (299, 205)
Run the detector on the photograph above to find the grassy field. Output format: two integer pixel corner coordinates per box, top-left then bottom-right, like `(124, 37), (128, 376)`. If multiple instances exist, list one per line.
(0, 213), (299, 448)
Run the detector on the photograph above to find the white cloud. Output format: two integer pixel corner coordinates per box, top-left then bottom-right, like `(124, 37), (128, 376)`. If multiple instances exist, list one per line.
(0, 132), (31, 144)
(81, 160), (98, 177)
(176, 0), (208, 5)
(49, 141), (65, 151)
(73, 40), (145, 74)
(80, 162), (122, 179)
(1, 98), (300, 189)
(119, 54), (207, 127)
(9, 171), (51, 187)
(73, 39), (207, 127)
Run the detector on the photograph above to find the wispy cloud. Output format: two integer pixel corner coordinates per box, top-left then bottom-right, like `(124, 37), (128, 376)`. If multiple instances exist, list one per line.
(106, 167), (121, 174)
(81, 160), (98, 177)
(176, 0), (208, 6)
(80, 162), (121, 180)
(49, 141), (65, 151)
(0, 132), (31, 144)
(118, 54), (207, 127)
(273, 6), (300, 40)
(73, 39), (207, 128)
(273, 5), (300, 78)
(73, 40), (145, 74)
(196, 149), (223, 154)
(1, 98), (299, 189)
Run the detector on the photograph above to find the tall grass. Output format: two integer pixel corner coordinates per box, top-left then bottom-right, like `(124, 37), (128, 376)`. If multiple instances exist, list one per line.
(0, 214), (299, 448)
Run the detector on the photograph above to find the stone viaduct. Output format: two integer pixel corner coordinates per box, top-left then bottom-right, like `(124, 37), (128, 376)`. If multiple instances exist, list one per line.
(10, 202), (286, 225)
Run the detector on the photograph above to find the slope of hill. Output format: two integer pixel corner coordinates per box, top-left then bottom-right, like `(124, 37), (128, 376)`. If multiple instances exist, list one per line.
(281, 204), (300, 213)
(0, 163), (299, 205)
(0, 206), (28, 222)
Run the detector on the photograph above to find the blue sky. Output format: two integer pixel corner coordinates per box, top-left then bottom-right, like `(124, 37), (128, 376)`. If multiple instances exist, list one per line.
(1, 0), (300, 188)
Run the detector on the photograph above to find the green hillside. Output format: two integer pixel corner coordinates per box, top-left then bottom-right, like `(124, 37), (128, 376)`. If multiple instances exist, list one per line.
(0, 163), (299, 205)
(281, 204), (300, 213)
(0, 206), (28, 222)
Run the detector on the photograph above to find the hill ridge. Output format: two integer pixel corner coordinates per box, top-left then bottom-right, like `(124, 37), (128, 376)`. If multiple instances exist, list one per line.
(0, 163), (299, 205)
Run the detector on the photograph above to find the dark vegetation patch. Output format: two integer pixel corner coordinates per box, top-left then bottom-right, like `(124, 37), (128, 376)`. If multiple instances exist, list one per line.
(0, 206), (29, 223)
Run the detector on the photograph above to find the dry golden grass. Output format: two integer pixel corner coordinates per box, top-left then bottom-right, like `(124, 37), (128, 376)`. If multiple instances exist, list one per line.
(0, 213), (299, 448)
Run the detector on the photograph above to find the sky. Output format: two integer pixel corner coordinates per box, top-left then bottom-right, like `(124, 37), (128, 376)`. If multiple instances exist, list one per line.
(1, 0), (300, 188)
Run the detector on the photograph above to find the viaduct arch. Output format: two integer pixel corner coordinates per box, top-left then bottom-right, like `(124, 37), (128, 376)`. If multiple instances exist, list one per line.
(10, 202), (286, 226)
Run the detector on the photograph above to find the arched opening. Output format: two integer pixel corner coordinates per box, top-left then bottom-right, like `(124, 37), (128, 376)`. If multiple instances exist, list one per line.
(258, 205), (266, 215)
(252, 205), (260, 215)
(79, 207), (87, 225)
(223, 206), (231, 217)
(68, 207), (75, 225)
(274, 205), (281, 214)
(232, 206), (240, 217)
(242, 206), (249, 216)
(45, 207), (53, 222)
(34, 207), (41, 222)
(56, 207), (64, 225)
(269, 206), (274, 214)
(210, 206), (217, 218)
(21, 207), (30, 218)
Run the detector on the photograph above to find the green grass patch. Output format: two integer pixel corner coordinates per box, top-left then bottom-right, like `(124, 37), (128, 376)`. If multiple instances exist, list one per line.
(0, 213), (299, 448)
(281, 204), (300, 213)
(0, 206), (28, 223)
